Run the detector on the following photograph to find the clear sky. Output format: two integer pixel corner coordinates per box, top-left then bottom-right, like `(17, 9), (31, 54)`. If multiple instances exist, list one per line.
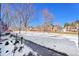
(1, 3), (79, 27)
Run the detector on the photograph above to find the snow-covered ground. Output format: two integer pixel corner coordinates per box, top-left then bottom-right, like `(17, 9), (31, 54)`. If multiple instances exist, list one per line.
(12, 31), (79, 56)
(0, 32), (38, 56)
(61, 34), (78, 47)
(1, 31), (78, 56)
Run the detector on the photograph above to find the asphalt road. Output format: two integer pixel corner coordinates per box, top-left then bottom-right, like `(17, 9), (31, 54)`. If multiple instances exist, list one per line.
(24, 40), (68, 56)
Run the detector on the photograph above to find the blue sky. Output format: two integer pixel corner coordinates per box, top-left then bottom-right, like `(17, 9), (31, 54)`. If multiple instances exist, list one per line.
(1, 3), (79, 27)
(32, 3), (79, 27)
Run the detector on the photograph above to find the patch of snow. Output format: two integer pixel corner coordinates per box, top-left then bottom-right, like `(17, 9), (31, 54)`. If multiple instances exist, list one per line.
(0, 32), (38, 56)
(61, 34), (78, 47)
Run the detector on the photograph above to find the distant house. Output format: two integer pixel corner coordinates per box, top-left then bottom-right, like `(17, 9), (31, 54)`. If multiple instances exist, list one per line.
(62, 25), (78, 32)
(0, 19), (8, 33)
(52, 24), (62, 32)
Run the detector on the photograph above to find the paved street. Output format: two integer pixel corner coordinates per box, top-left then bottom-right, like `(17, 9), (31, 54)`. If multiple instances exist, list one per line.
(24, 40), (68, 56)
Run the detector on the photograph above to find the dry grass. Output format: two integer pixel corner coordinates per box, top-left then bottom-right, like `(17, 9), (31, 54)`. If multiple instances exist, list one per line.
(52, 32), (78, 35)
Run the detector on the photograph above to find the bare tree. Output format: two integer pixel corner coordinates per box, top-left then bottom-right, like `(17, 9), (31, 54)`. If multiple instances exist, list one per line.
(13, 4), (34, 33)
(2, 4), (34, 33)
(1, 4), (14, 28)
(42, 8), (53, 32)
